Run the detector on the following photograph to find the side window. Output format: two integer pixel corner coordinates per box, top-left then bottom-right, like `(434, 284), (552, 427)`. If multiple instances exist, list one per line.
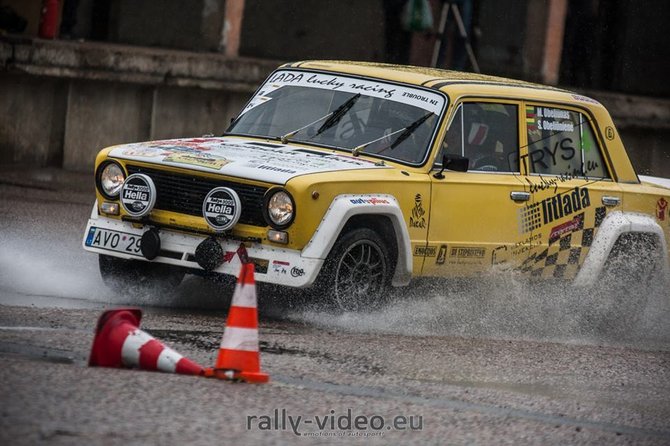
(443, 102), (519, 172)
(525, 105), (609, 178)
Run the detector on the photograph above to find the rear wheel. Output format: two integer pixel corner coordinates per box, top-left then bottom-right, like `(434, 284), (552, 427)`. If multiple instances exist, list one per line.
(601, 233), (661, 286)
(315, 228), (394, 311)
(586, 233), (662, 334)
(99, 254), (185, 294)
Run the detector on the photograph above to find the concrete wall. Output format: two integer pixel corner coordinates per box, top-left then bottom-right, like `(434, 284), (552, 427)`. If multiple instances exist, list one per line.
(149, 86), (249, 140)
(0, 74), (253, 171)
(61, 81), (251, 170)
(0, 37), (668, 176)
(0, 37), (276, 171)
(63, 80), (153, 170)
(0, 74), (67, 166)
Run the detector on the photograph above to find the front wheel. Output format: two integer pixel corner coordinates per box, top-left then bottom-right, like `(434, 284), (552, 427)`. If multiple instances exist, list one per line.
(99, 254), (185, 295)
(315, 228), (394, 311)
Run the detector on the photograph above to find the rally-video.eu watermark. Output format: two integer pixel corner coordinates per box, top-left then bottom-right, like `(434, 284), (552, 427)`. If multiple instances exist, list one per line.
(246, 408), (423, 437)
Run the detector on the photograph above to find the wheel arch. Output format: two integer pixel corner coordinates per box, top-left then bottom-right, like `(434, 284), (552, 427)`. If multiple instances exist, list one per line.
(573, 211), (670, 287)
(301, 194), (412, 286)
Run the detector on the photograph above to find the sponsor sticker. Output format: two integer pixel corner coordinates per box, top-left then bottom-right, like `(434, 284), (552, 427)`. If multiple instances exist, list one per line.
(414, 246), (437, 257)
(242, 70), (446, 115)
(290, 267), (305, 277)
(120, 174), (156, 218)
(202, 187), (242, 231)
(349, 197), (390, 205)
(163, 153), (230, 170)
(518, 186), (591, 234)
(571, 94), (600, 105)
(549, 213), (584, 244)
(449, 247), (486, 259)
(657, 197), (668, 221)
(272, 260), (290, 275)
(410, 194), (426, 229)
(436, 245), (447, 265)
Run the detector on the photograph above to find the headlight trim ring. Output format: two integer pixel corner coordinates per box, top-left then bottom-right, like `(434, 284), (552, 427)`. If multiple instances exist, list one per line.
(262, 187), (296, 229)
(96, 160), (126, 200)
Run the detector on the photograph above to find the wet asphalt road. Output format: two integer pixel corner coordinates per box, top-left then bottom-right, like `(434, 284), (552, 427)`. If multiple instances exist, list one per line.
(0, 166), (669, 445)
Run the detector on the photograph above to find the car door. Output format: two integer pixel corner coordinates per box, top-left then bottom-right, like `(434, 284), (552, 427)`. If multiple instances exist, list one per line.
(423, 99), (533, 277)
(517, 102), (623, 279)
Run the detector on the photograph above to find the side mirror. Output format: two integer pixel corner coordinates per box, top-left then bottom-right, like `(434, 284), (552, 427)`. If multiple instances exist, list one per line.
(444, 154), (469, 172)
(434, 154), (469, 179)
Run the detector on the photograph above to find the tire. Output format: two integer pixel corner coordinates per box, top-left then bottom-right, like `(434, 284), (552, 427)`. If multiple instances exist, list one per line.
(315, 227), (395, 311)
(99, 254), (185, 295)
(585, 233), (661, 335)
(601, 233), (661, 286)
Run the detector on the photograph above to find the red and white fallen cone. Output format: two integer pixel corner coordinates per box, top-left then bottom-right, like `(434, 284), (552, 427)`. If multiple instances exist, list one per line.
(205, 262), (269, 383)
(89, 308), (204, 376)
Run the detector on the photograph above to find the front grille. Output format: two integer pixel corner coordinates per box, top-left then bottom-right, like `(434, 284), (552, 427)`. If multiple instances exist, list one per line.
(126, 165), (269, 227)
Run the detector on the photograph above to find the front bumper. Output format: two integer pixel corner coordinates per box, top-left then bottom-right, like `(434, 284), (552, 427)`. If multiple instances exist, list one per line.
(82, 203), (323, 287)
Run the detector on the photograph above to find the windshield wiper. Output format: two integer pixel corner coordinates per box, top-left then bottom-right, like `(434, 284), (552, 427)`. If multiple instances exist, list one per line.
(280, 93), (361, 144)
(352, 112), (433, 157)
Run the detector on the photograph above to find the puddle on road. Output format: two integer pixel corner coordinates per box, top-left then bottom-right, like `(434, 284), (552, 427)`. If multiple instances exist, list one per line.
(1, 223), (668, 349)
(148, 329), (337, 363)
(0, 340), (85, 365)
(139, 328), (384, 375)
(277, 274), (670, 349)
(0, 232), (111, 306)
(147, 329), (221, 351)
(0, 229), (235, 310)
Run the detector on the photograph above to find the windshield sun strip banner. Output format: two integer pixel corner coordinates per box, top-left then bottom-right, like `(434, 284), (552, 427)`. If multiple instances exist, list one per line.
(240, 70), (446, 117)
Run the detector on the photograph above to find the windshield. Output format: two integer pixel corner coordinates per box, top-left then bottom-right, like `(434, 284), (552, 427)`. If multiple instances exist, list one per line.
(227, 70), (447, 165)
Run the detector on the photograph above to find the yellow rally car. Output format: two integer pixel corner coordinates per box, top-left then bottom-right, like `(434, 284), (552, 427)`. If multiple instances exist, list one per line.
(83, 61), (670, 309)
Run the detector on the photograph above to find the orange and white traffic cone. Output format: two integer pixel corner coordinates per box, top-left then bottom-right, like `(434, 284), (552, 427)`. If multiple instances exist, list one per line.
(205, 262), (269, 383)
(89, 308), (204, 376)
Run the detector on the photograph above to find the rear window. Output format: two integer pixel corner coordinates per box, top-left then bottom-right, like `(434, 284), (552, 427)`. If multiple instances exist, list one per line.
(525, 105), (609, 179)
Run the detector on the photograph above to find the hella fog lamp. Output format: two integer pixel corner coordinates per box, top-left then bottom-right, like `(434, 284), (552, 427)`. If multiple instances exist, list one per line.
(267, 230), (288, 244)
(98, 162), (125, 199)
(202, 187), (242, 232)
(120, 174), (156, 218)
(265, 189), (295, 228)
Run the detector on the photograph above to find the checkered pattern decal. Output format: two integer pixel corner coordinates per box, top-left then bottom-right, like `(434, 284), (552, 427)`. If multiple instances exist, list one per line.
(518, 206), (607, 278)
(518, 202), (543, 233)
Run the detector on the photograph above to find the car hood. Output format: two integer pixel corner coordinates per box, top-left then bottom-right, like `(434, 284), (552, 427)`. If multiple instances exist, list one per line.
(108, 136), (390, 184)
(639, 175), (670, 190)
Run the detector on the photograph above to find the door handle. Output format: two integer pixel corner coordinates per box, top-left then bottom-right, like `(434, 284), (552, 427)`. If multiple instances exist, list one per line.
(602, 196), (620, 207)
(510, 191), (531, 202)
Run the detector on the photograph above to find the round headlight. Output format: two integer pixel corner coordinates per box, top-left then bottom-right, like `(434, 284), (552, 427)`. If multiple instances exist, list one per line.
(266, 190), (294, 227)
(99, 162), (125, 198)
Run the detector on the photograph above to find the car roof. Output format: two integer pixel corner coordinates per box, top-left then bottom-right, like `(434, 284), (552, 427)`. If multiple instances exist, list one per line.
(280, 61), (639, 183)
(284, 60), (590, 105)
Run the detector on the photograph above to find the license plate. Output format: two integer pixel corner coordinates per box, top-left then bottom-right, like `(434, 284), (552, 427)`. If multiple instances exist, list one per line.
(85, 227), (143, 256)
